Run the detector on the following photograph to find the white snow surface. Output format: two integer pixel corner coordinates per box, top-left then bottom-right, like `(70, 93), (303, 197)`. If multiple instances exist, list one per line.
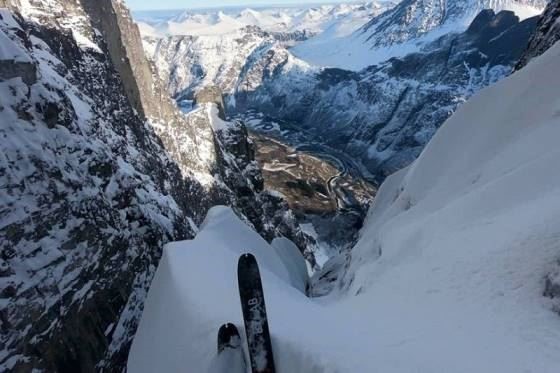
(0, 10), (30, 62)
(271, 237), (309, 291)
(128, 206), (314, 373)
(0, 30), (30, 62)
(129, 42), (560, 372)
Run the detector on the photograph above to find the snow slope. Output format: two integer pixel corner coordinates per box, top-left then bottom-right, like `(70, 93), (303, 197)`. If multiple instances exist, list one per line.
(128, 206), (314, 373)
(345, 38), (560, 369)
(129, 39), (560, 372)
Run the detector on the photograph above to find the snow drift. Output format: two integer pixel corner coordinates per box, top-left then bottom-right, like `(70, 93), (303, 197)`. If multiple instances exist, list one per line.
(128, 42), (560, 372)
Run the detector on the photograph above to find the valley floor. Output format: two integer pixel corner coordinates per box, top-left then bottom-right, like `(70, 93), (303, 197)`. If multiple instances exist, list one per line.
(243, 111), (377, 263)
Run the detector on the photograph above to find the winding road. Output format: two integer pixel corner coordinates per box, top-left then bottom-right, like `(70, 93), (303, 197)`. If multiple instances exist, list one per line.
(295, 143), (375, 212)
(238, 111), (377, 214)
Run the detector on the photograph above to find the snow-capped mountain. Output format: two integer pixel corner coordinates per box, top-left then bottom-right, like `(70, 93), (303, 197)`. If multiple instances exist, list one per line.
(0, 0), (312, 371)
(143, 26), (312, 101)
(143, 0), (546, 183)
(136, 2), (395, 37)
(129, 22), (560, 372)
(292, 0), (547, 69)
(233, 10), (539, 180)
(361, 0), (546, 45)
(139, 3), (397, 99)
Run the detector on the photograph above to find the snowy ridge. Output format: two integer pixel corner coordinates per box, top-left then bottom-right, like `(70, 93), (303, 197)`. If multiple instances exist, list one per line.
(138, 3), (393, 99)
(144, 27), (280, 99)
(292, 0), (547, 69)
(129, 36), (560, 373)
(143, 25), (316, 101)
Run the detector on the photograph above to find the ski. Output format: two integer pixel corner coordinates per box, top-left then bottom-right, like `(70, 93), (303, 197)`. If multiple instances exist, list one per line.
(237, 253), (276, 373)
(209, 323), (246, 373)
(218, 323), (242, 353)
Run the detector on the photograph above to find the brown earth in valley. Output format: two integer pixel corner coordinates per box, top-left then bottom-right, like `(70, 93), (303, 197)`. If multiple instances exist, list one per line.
(250, 132), (376, 217)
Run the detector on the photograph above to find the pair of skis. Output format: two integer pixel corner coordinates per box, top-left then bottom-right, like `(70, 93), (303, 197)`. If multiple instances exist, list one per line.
(217, 253), (276, 373)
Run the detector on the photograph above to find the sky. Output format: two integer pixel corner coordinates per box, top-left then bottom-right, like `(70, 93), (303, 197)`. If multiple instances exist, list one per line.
(125, 0), (355, 11)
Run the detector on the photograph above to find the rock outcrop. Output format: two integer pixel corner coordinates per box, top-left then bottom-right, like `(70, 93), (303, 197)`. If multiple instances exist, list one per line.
(545, 264), (560, 302)
(0, 60), (36, 85)
(194, 86), (227, 120)
(516, 0), (560, 69)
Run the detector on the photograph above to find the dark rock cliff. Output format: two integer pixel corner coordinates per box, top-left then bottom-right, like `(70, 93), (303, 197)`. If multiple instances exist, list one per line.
(516, 0), (560, 69)
(0, 1), (313, 371)
(194, 86), (227, 120)
(0, 6), (196, 371)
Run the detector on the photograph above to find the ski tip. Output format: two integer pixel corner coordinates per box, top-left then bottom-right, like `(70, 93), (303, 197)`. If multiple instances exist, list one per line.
(239, 253), (256, 261)
(220, 322), (236, 330)
(218, 323), (241, 352)
(238, 253), (258, 270)
(238, 253), (262, 283)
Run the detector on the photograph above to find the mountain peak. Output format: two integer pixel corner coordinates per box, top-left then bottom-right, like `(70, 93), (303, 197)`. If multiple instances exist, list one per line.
(358, 0), (547, 48)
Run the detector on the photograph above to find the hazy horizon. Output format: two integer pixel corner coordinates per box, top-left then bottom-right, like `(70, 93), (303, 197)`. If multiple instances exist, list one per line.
(125, 0), (365, 11)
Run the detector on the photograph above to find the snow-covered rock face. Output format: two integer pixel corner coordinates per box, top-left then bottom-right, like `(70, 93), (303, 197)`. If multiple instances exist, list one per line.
(360, 0), (546, 46)
(235, 10), (538, 181)
(516, 0), (560, 68)
(144, 26), (305, 101)
(0, 5), (196, 371)
(0, 1), (313, 371)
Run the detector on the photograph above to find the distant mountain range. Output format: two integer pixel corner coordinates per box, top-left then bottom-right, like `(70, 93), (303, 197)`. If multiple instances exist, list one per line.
(139, 0), (547, 181)
(135, 2), (395, 37)
(292, 0), (546, 69)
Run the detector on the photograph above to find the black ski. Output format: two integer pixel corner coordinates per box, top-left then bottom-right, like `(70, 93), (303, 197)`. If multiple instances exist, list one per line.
(237, 253), (276, 373)
(218, 323), (241, 353)
(211, 323), (246, 373)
